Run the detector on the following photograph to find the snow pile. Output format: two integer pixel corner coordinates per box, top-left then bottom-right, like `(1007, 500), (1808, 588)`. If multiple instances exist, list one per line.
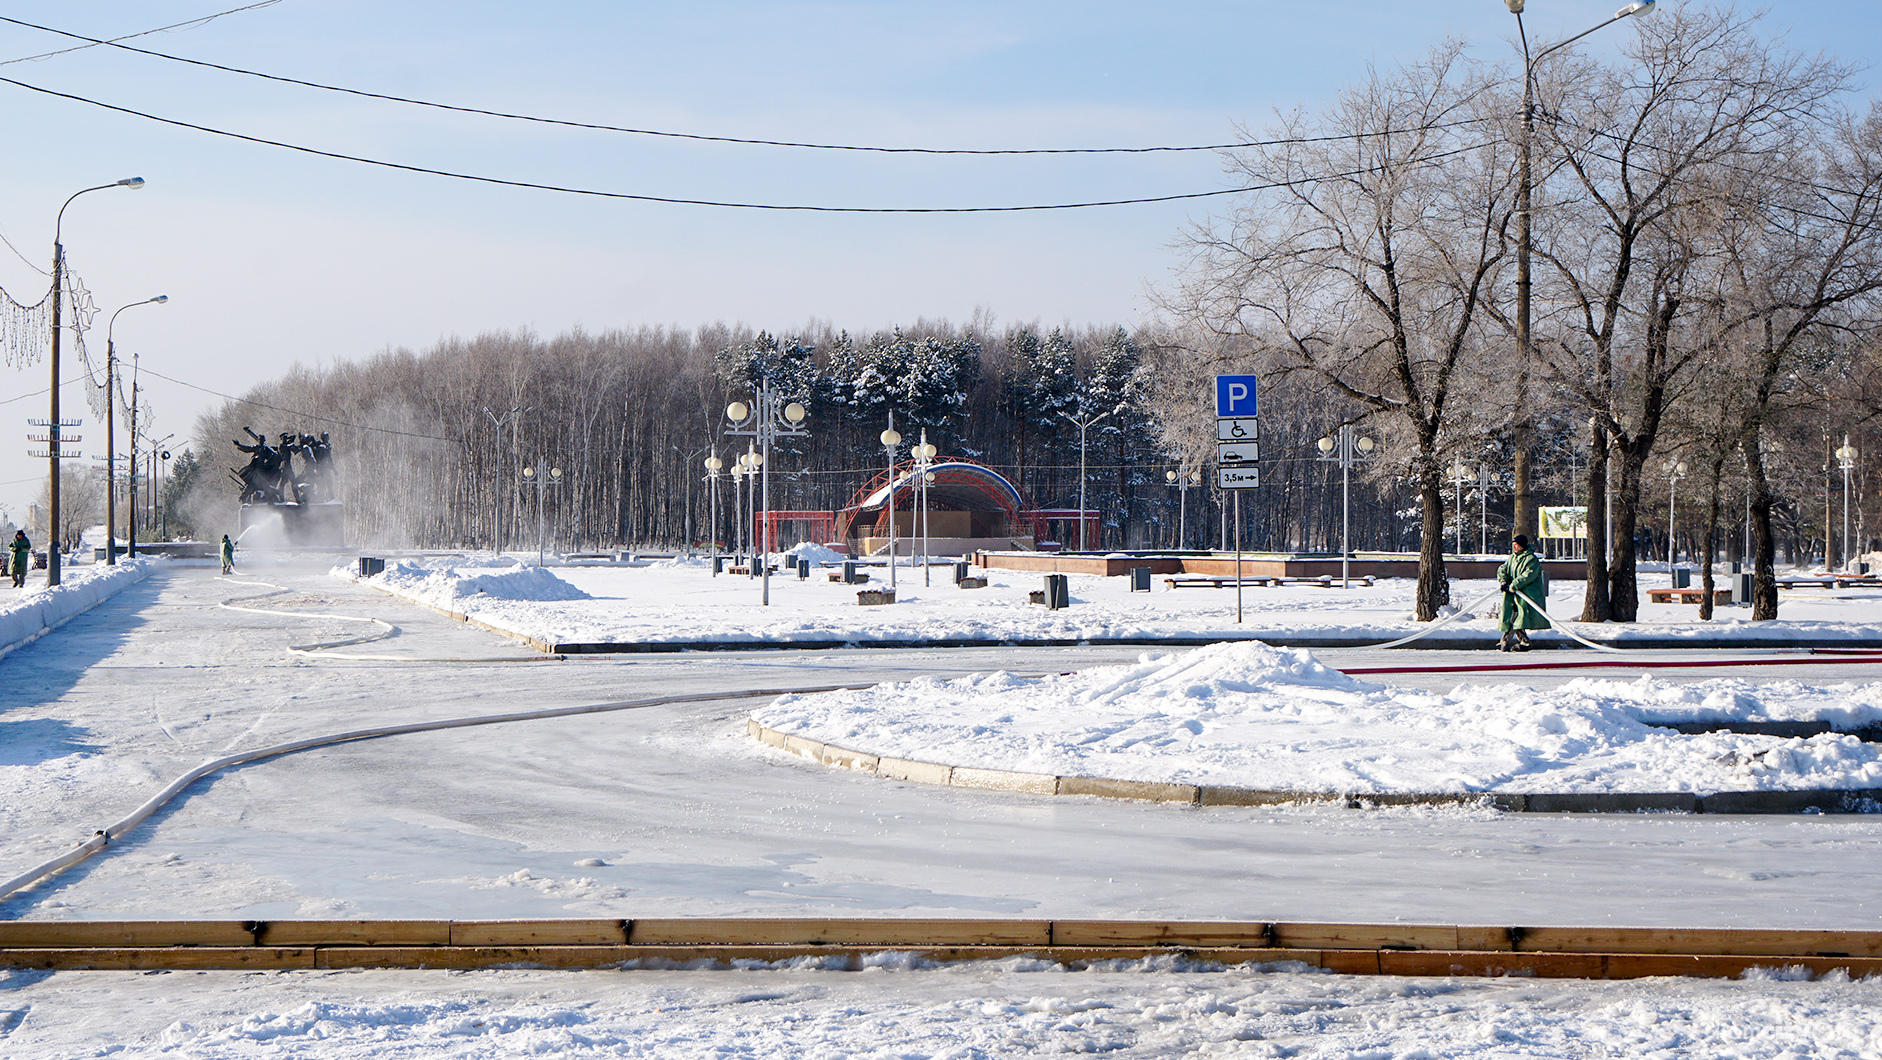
(757, 641), (1882, 794)
(1556, 674), (1882, 729)
(366, 561), (592, 610)
(784, 542), (847, 565)
(0, 558), (155, 657)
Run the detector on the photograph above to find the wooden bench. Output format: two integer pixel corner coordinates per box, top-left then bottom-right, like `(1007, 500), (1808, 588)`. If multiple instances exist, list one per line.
(1774, 577), (1882, 590)
(1163, 575), (1374, 590)
(1647, 588), (1731, 605)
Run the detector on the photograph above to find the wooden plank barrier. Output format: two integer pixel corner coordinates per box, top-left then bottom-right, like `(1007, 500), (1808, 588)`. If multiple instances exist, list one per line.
(4, 919), (1880, 978)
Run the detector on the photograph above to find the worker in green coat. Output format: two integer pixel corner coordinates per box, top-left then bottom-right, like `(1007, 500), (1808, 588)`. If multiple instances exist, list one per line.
(1497, 533), (1548, 652)
(9, 530), (29, 588)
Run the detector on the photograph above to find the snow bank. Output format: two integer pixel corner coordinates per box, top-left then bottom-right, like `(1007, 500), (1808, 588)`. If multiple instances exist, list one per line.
(783, 542), (846, 566)
(757, 641), (1882, 794)
(363, 560), (592, 610)
(0, 559), (155, 658)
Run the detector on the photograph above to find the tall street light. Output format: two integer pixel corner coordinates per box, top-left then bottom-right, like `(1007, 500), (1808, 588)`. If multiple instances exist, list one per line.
(104, 295), (166, 566)
(1506, 2), (1654, 543)
(46, 176), (145, 584)
(1837, 436), (1858, 573)
(1060, 408), (1114, 552)
(1450, 458), (1474, 557)
(880, 422), (901, 591)
(1317, 425), (1375, 588)
(483, 406), (523, 552)
(726, 380), (808, 606)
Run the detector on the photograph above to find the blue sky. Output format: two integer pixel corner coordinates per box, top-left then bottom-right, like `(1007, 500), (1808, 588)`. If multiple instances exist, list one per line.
(0, 1), (1874, 517)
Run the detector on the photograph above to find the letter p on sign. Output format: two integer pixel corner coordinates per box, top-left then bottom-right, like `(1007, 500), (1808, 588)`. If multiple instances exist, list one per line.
(1215, 375), (1259, 418)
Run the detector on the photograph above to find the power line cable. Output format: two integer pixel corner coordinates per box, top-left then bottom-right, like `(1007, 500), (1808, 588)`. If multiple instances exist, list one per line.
(0, 1), (283, 68)
(0, 12), (1486, 157)
(0, 73), (1491, 212)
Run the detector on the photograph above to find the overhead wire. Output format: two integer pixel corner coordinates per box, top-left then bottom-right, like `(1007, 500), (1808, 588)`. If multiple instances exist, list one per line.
(0, 1), (284, 68)
(0, 73), (1492, 213)
(135, 365), (456, 442)
(0, 11), (1487, 157)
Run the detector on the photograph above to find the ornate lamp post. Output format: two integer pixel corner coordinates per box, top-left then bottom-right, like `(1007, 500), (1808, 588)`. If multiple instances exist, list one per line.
(1449, 458), (1474, 558)
(1059, 408), (1113, 552)
(880, 423), (902, 591)
(1317, 426), (1375, 588)
(913, 430), (938, 585)
(704, 453), (723, 575)
(1837, 436), (1859, 573)
(739, 447), (762, 580)
(102, 295), (166, 565)
(726, 380), (808, 606)
(1667, 460), (1687, 584)
(483, 406), (524, 552)
(519, 462), (562, 566)
(44, 176), (145, 584)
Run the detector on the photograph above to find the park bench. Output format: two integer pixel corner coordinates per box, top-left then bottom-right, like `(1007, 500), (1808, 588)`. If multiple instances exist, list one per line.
(1647, 588), (1731, 605)
(1162, 575), (1375, 590)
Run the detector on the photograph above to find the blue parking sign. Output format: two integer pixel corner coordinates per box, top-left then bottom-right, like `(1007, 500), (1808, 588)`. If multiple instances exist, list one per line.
(1215, 375), (1259, 417)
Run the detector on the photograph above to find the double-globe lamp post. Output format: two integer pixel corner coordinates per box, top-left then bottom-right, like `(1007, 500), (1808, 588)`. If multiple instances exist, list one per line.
(1667, 460), (1687, 584)
(1316, 426), (1375, 588)
(912, 430), (938, 586)
(725, 381), (808, 606)
(1165, 466), (1201, 550)
(519, 462), (562, 566)
(104, 295), (167, 566)
(46, 176), (146, 585)
(1506, 0), (1655, 541)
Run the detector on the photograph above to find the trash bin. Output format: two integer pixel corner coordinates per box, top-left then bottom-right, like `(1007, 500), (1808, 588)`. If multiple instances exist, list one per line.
(953, 561), (970, 584)
(797, 558), (810, 579)
(357, 556), (385, 578)
(1730, 571), (1753, 605)
(1044, 573), (1070, 610)
(1672, 568), (1690, 589)
(843, 560), (859, 584)
(713, 555), (726, 574)
(1129, 567), (1152, 592)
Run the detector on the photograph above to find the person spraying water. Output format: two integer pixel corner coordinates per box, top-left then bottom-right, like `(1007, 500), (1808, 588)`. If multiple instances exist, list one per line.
(1496, 533), (1548, 651)
(220, 534), (235, 576)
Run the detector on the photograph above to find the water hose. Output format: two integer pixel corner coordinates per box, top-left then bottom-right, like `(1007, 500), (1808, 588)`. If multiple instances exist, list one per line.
(0, 682), (879, 903)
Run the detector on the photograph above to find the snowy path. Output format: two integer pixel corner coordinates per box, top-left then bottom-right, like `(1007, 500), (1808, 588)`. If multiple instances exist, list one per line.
(0, 561), (1877, 930)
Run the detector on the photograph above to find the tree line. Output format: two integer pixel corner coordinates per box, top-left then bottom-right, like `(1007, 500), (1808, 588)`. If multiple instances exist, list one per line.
(162, 5), (1882, 623)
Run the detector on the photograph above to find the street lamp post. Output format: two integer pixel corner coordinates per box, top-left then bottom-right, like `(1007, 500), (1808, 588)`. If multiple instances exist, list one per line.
(1316, 425), (1375, 588)
(740, 447), (762, 580)
(913, 430), (938, 586)
(1449, 458), (1473, 558)
(1837, 436), (1858, 573)
(1059, 408), (1114, 552)
(880, 423), (901, 591)
(45, 176), (145, 584)
(1506, 1), (1655, 542)
(483, 406), (523, 552)
(1165, 466), (1201, 549)
(725, 380), (808, 606)
(1667, 460), (1687, 584)
(104, 295), (166, 565)
(519, 461), (562, 566)
(704, 454), (723, 575)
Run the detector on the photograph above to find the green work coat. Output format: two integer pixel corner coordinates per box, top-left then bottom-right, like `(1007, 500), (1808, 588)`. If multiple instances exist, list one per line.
(1497, 547), (1548, 633)
(9, 535), (29, 576)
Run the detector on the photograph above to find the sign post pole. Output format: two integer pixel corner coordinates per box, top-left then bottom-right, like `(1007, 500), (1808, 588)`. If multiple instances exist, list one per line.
(1234, 491), (1243, 623)
(1214, 374), (1260, 623)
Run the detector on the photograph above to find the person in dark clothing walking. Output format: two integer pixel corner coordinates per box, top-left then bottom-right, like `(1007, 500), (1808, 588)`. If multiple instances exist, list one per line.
(220, 534), (235, 576)
(9, 531), (29, 588)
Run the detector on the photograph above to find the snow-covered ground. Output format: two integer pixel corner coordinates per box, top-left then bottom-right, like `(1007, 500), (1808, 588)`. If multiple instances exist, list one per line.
(352, 552), (1882, 647)
(757, 641), (1882, 794)
(2, 558), (1880, 1057)
(4, 957), (1878, 1058)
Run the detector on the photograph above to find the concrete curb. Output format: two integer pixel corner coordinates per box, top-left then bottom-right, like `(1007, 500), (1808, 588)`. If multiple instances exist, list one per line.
(748, 720), (1882, 815)
(347, 576), (561, 654)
